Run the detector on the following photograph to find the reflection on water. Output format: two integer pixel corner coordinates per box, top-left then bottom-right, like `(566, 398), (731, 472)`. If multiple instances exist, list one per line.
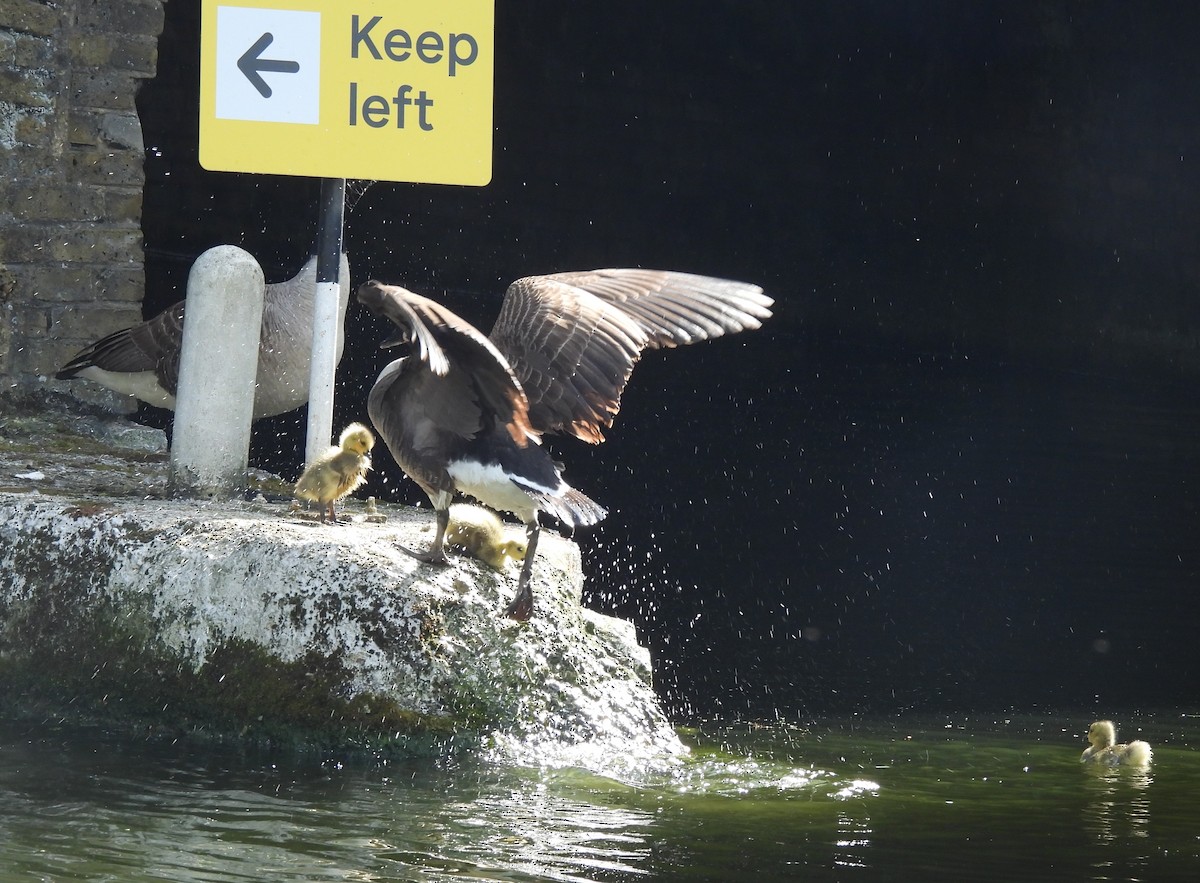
(0, 713), (1197, 881)
(833, 806), (874, 870)
(1081, 763), (1154, 881)
(434, 781), (656, 882)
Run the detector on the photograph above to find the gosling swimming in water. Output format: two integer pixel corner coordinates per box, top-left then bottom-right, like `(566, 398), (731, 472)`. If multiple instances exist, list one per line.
(294, 422), (375, 523)
(1081, 720), (1152, 766)
(445, 504), (528, 570)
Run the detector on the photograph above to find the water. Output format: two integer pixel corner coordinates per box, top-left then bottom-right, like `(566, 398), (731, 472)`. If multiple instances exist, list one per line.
(2, 712), (1196, 881)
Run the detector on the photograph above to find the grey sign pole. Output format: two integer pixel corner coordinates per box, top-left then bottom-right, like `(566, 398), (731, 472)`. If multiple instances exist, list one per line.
(305, 177), (347, 465)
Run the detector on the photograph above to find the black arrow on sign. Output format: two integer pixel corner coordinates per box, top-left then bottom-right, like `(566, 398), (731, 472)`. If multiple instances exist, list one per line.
(237, 32), (300, 99)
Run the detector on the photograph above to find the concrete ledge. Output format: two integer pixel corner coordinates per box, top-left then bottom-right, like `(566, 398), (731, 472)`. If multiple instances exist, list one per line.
(0, 396), (683, 762)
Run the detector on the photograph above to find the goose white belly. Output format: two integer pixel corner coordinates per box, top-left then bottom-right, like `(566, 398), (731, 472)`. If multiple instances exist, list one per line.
(446, 459), (543, 523)
(74, 367), (176, 409)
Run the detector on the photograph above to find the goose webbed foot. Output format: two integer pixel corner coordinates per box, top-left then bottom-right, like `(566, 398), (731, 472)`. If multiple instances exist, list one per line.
(410, 506), (452, 565)
(504, 586), (533, 621)
(412, 545), (451, 566)
(502, 522), (540, 621)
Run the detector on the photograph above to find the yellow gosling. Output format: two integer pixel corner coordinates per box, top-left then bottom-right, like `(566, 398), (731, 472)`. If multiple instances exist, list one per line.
(294, 422), (375, 523)
(1081, 720), (1152, 766)
(446, 504), (528, 570)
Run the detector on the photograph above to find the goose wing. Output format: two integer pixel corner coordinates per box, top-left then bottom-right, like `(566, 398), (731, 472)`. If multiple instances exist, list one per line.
(489, 269), (773, 443)
(55, 301), (186, 393)
(357, 280), (537, 446)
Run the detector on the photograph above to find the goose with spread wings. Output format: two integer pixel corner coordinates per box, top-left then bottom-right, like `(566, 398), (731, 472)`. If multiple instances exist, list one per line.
(357, 269), (774, 620)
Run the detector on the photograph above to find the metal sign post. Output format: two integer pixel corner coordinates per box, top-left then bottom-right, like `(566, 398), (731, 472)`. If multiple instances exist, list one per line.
(305, 177), (346, 464)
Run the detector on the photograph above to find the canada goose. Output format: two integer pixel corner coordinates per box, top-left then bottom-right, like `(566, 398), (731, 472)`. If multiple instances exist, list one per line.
(357, 268), (773, 620)
(293, 422), (374, 523)
(446, 503), (528, 570)
(56, 253), (351, 419)
(1081, 720), (1152, 766)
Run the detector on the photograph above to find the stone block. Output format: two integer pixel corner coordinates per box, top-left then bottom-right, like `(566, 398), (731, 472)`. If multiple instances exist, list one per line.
(117, 35), (160, 77)
(66, 33), (111, 67)
(97, 264), (146, 305)
(59, 226), (144, 265)
(3, 30), (56, 68)
(0, 117), (57, 158)
(0, 223), (46, 263)
(15, 334), (76, 378)
(49, 301), (142, 341)
(116, 35), (160, 77)
(69, 109), (145, 149)
(67, 110), (100, 147)
(68, 147), (145, 187)
(4, 262), (99, 302)
(0, 180), (107, 222)
(68, 33), (159, 75)
(75, 0), (165, 39)
(0, 261), (14, 303)
(6, 262), (143, 310)
(69, 110), (143, 149)
(11, 106), (54, 147)
(0, 66), (56, 108)
(0, 316), (11, 379)
(0, 0), (62, 38)
(102, 186), (144, 224)
(70, 68), (138, 111)
(0, 222), (143, 264)
(100, 111), (143, 149)
(7, 304), (52, 373)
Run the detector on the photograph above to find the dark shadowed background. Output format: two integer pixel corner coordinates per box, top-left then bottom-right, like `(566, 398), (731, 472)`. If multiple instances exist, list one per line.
(132, 1), (1200, 719)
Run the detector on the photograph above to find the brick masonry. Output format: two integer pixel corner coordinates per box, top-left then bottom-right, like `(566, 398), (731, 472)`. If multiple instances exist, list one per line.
(1, 0), (165, 407)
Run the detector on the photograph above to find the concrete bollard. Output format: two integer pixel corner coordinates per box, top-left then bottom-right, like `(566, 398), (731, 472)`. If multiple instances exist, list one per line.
(169, 246), (266, 499)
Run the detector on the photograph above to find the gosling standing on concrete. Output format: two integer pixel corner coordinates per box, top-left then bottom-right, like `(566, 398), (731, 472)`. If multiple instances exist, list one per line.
(357, 268), (773, 620)
(56, 254), (352, 420)
(294, 422), (375, 523)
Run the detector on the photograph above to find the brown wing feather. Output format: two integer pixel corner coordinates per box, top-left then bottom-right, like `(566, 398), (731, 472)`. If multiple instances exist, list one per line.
(55, 302), (186, 392)
(544, 269), (773, 347)
(143, 303), (186, 393)
(357, 280), (537, 446)
(490, 269), (773, 443)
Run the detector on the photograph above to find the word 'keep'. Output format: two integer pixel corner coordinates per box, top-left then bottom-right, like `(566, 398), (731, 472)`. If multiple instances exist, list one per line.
(350, 15), (479, 77)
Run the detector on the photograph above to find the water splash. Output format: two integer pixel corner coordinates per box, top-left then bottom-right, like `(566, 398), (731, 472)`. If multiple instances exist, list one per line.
(481, 723), (882, 806)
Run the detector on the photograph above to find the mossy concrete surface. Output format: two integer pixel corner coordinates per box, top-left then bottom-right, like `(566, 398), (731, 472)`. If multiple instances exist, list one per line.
(0, 393), (683, 762)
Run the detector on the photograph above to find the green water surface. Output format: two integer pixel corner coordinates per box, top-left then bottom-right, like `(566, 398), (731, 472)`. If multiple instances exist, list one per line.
(1, 712), (1196, 881)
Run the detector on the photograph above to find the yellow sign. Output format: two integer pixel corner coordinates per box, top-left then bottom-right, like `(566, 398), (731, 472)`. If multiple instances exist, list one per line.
(199, 1), (494, 185)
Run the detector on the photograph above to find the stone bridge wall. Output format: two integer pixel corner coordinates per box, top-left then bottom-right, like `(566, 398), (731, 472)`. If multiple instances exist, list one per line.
(1, 0), (165, 407)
